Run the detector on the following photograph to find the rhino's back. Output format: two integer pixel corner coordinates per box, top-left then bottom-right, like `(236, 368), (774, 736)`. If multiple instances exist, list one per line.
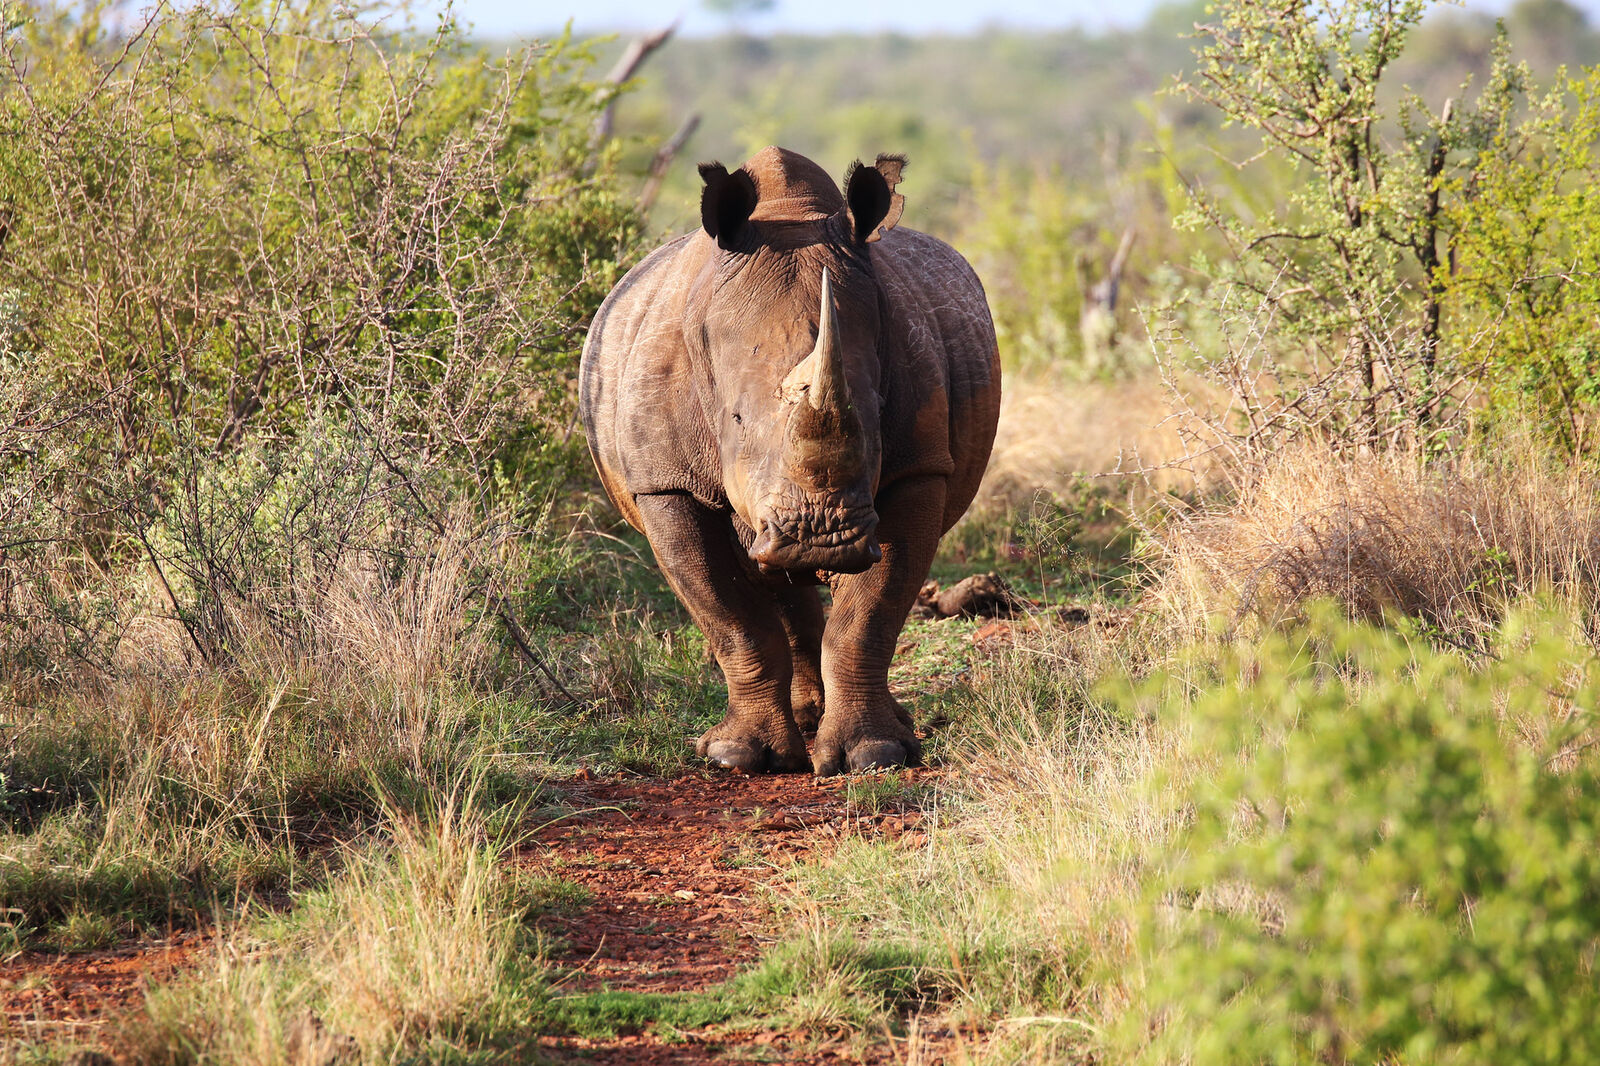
(869, 228), (1001, 530)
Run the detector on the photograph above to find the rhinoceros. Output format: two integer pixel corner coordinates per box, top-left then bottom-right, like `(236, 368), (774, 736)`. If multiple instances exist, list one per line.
(580, 146), (1000, 776)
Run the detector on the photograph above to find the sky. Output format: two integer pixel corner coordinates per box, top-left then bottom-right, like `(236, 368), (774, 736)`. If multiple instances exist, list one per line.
(434, 0), (1600, 40)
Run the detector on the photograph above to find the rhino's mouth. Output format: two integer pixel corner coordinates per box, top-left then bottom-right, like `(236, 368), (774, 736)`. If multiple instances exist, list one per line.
(749, 497), (881, 574)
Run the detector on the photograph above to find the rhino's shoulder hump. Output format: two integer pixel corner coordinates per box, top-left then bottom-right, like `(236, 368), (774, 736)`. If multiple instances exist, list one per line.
(871, 228), (998, 400)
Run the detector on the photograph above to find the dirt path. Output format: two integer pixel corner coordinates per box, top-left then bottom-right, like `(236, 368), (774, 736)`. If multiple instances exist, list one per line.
(529, 768), (939, 1063)
(0, 769), (938, 1062)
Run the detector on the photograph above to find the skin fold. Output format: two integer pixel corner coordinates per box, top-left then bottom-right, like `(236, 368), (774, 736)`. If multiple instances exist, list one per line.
(580, 146), (1000, 776)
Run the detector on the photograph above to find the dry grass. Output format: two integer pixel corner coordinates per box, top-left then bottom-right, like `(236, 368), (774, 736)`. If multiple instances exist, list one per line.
(1152, 437), (1600, 642)
(924, 622), (1207, 1063)
(765, 618), (1201, 1063)
(940, 369), (1213, 587)
(0, 530), (539, 951)
(973, 371), (1197, 515)
(120, 780), (539, 1065)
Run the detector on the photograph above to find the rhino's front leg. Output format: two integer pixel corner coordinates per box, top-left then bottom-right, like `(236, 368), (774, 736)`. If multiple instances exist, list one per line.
(812, 475), (946, 776)
(635, 492), (809, 773)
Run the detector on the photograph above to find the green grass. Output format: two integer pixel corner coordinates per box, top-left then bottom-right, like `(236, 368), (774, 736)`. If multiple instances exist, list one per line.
(533, 988), (747, 1040)
(934, 475), (1146, 605)
(510, 872), (595, 918)
(528, 934), (989, 1042)
(843, 772), (924, 815)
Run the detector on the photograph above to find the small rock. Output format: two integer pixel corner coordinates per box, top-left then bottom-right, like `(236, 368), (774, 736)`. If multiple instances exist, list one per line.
(63, 1053), (115, 1066)
(673, 889), (697, 901)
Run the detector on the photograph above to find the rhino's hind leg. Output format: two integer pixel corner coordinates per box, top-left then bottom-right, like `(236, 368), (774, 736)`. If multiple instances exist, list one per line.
(634, 493), (809, 773)
(774, 585), (826, 732)
(812, 476), (946, 776)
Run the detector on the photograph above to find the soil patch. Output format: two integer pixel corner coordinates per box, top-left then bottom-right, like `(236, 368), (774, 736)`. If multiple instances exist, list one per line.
(529, 767), (941, 1063)
(0, 931), (207, 1045)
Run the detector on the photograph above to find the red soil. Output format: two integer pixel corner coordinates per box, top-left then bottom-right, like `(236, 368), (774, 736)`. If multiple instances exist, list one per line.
(0, 931), (206, 1046)
(530, 767), (940, 1063)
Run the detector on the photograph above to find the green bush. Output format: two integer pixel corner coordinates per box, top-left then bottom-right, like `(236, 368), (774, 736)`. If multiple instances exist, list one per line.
(0, 0), (642, 674)
(1447, 70), (1600, 454)
(1133, 609), (1600, 1065)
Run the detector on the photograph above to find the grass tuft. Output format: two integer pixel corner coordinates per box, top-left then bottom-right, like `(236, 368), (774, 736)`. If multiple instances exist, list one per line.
(119, 778), (545, 1065)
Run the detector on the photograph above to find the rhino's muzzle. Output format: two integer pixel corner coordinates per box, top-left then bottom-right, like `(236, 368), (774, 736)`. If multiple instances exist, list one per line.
(750, 508), (882, 574)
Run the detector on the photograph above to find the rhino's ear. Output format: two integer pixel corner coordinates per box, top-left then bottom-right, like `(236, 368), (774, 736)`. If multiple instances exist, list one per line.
(843, 154), (907, 244)
(699, 162), (758, 249)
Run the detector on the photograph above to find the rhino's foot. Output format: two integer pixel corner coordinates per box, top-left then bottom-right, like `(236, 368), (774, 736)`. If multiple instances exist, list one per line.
(793, 699), (823, 733)
(696, 726), (809, 774)
(811, 728), (922, 777)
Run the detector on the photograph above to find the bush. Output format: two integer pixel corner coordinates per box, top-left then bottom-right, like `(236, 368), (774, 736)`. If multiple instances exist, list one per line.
(0, 0), (641, 677)
(1131, 608), (1600, 1066)
(953, 142), (1213, 377)
(1447, 69), (1600, 453)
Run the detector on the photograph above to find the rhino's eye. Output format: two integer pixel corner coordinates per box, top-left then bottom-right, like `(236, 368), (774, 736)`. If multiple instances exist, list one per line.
(732, 412), (743, 425)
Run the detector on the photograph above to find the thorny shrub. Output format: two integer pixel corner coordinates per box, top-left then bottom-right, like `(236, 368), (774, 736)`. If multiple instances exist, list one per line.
(0, 0), (641, 680)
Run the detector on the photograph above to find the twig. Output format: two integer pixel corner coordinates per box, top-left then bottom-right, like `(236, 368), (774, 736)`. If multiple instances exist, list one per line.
(492, 591), (581, 707)
(131, 519), (212, 667)
(639, 112), (701, 212)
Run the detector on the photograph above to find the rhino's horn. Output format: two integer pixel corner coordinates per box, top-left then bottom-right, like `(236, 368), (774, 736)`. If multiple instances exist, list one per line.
(781, 268), (865, 487)
(807, 268), (850, 414)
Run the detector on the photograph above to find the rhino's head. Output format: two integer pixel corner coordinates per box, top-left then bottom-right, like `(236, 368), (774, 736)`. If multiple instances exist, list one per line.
(691, 150), (906, 575)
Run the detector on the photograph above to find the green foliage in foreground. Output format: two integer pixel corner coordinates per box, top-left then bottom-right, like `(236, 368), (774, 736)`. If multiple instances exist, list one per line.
(1135, 610), (1600, 1065)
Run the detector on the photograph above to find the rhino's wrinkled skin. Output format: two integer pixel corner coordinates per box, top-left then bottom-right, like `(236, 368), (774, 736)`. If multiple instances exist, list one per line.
(580, 147), (1000, 776)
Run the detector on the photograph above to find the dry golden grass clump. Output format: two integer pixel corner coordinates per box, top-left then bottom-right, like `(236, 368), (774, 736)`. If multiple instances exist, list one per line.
(1154, 439), (1600, 640)
(121, 783), (535, 1066)
(971, 370), (1216, 515)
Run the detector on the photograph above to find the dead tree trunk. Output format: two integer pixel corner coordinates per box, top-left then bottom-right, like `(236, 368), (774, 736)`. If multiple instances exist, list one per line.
(586, 22), (678, 169)
(639, 113), (702, 213)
